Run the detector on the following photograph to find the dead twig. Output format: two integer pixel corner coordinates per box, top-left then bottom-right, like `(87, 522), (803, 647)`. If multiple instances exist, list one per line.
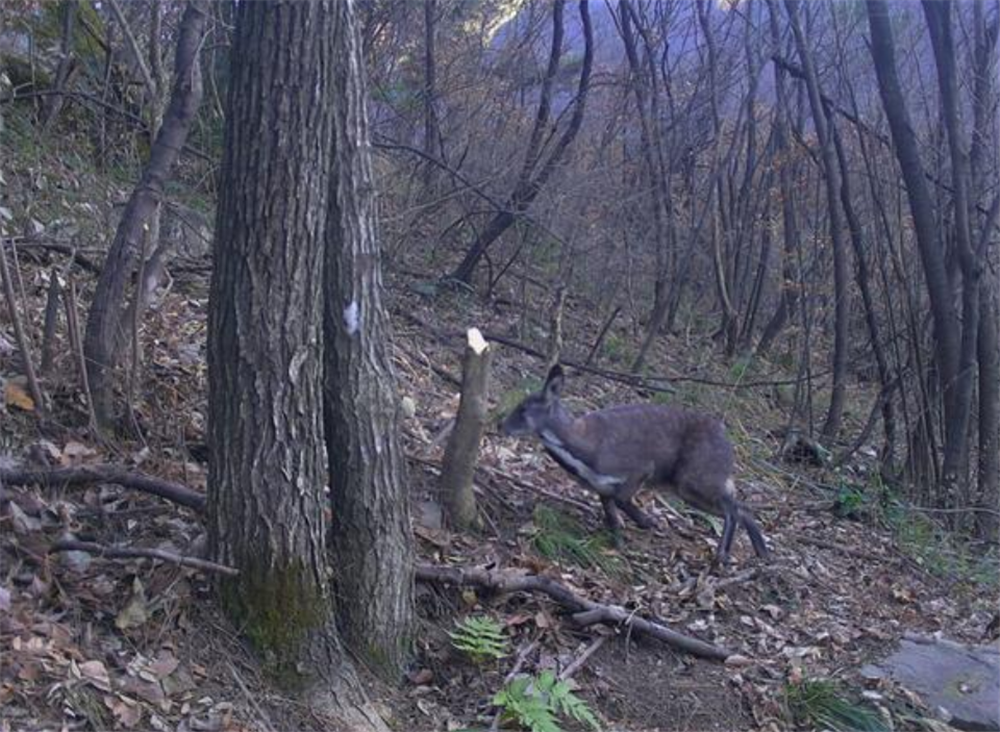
(50, 539), (236, 576)
(228, 662), (277, 732)
(0, 464), (205, 511)
(0, 239), (45, 415)
(64, 276), (99, 434)
(558, 634), (608, 681)
(489, 637), (542, 732)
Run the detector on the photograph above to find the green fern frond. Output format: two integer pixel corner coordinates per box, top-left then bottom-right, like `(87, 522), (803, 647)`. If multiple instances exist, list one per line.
(449, 615), (508, 662)
(494, 671), (601, 732)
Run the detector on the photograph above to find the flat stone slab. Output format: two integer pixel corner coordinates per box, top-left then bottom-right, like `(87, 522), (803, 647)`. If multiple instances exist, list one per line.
(862, 635), (999, 731)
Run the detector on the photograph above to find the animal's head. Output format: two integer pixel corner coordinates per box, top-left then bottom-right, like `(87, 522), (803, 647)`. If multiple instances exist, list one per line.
(501, 365), (565, 437)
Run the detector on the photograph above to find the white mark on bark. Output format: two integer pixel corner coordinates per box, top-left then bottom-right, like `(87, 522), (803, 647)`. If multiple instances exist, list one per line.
(343, 301), (360, 335)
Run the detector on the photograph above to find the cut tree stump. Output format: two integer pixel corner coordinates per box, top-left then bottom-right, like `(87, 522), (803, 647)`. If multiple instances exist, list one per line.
(440, 327), (491, 530)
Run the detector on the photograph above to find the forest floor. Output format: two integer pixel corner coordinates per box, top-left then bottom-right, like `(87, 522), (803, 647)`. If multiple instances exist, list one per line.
(2, 110), (998, 732)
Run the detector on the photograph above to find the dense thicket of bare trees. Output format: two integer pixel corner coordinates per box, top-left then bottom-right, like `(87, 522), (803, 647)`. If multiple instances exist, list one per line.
(362, 0), (999, 539)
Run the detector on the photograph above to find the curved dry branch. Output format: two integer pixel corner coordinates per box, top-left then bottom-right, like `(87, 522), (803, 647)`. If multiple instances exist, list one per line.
(50, 539), (236, 576)
(0, 464), (206, 511)
(415, 563), (732, 661)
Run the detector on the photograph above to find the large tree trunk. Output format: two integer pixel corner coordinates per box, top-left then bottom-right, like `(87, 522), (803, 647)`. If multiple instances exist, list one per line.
(977, 275), (1000, 541)
(757, 0), (801, 355)
(971, 0), (1000, 541)
(784, 0), (849, 439)
(324, 0), (415, 678)
(207, 3), (386, 728)
(866, 0), (962, 462)
(922, 0), (981, 504)
(83, 0), (206, 429)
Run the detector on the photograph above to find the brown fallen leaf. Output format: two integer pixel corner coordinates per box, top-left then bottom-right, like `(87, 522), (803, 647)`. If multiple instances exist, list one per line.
(77, 659), (112, 692)
(106, 695), (143, 728)
(116, 578), (150, 631)
(4, 379), (35, 411)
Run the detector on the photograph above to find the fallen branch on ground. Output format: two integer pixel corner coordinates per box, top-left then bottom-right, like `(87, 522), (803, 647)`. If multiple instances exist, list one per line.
(415, 563), (732, 661)
(50, 539), (237, 576)
(0, 465), (206, 511)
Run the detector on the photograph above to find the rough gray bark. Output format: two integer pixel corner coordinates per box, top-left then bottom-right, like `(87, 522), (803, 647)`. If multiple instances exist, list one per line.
(324, 0), (415, 678)
(207, 3), (387, 728)
(440, 330), (491, 531)
(84, 0), (206, 429)
(971, 0), (1000, 540)
(977, 272), (1000, 540)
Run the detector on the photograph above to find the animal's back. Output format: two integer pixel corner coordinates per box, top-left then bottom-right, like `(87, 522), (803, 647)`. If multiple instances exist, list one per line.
(576, 403), (734, 482)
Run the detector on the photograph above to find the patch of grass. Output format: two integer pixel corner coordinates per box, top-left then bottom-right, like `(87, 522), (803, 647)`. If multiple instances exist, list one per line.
(784, 678), (888, 732)
(494, 378), (543, 424)
(531, 505), (625, 578)
(601, 332), (631, 364)
(729, 355), (755, 382)
(652, 390), (673, 406)
(886, 501), (999, 586)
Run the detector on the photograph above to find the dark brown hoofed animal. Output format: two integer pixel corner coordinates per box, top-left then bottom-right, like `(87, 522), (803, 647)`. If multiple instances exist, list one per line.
(501, 365), (768, 564)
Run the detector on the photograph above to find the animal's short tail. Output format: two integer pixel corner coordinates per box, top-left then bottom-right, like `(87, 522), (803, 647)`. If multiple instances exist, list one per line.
(739, 508), (769, 559)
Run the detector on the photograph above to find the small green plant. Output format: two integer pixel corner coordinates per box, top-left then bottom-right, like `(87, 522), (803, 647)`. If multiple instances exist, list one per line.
(833, 483), (866, 520)
(729, 355), (755, 382)
(449, 615), (509, 663)
(784, 678), (887, 732)
(601, 333), (629, 364)
(885, 503), (1000, 585)
(652, 390), (673, 406)
(495, 379), (544, 425)
(493, 671), (600, 732)
(531, 506), (625, 578)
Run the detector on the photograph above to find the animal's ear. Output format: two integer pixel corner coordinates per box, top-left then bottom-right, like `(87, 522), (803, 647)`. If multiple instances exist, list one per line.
(543, 364), (564, 402)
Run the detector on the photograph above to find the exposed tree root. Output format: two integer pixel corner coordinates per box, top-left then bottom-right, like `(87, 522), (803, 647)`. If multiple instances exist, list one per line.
(50, 538), (236, 576)
(0, 464), (206, 511)
(415, 563), (733, 661)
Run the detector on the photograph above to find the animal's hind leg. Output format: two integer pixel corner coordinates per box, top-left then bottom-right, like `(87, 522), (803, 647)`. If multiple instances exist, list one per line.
(615, 497), (656, 529)
(715, 499), (738, 565)
(611, 477), (655, 529)
(600, 496), (623, 530)
(600, 496), (626, 547)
